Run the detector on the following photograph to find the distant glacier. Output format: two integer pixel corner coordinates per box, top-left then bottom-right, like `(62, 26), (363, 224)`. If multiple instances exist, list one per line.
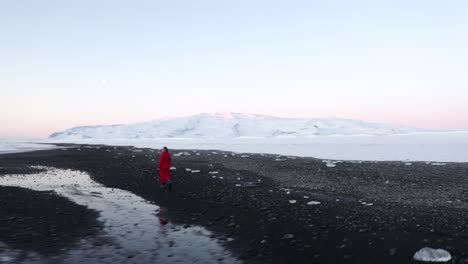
(49, 112), (426, 140)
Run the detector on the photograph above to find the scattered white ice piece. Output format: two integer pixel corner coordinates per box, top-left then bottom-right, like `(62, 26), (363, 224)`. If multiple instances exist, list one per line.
(413, 247), (451, 262)
(223, 155), (228, 157)
(185, 168), (192, 171)
(237, 177), (241, 180)
(431, 162), (446, 166)
(211, 176), (216, 179)
(0, 256), (13, 262)
(219, 177), (223, 179)
(191, 170), (201, 173)
(235, 184), (241, 187)
(323, 160), (341, 167)
(170, 166), (176, 170)
(240, 155), (250, 158)
(209, 171), (219, 174)
(404, 162), (412, 166)
(196, 153), (200, 156)
(174, 152), (191, 157)
(307, 201), (321, 205)
(275, 158), (287, 161)
(289, 200), (297, 204)
(303, 196), (309, 199)
(212, 152), (217, 154)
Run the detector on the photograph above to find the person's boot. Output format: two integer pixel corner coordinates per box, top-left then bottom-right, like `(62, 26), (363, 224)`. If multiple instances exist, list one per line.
(167, 181), (172, 190)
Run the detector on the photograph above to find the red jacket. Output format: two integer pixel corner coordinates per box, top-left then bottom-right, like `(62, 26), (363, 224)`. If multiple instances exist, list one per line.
(158, 152), (171, 169)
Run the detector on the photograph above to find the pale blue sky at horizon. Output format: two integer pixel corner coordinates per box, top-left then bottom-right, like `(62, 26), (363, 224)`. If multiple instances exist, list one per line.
(2, 0), (468, 138)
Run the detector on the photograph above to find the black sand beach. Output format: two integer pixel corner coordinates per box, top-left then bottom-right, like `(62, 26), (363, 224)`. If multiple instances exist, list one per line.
(1, 144), (468, 263)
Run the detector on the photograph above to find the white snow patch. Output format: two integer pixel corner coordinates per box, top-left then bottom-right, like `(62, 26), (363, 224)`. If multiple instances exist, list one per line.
(413, 247), (451, 262)
(288, 200), (297, 204)
(209, 171), (219, 174)
(324, 160), (342, 167)
(191, 170), (201, 173)
(174, 151), (191, 157)
(307, 201), (321, 205)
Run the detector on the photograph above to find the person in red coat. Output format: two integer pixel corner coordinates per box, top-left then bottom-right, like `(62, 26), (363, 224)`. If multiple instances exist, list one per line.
(158, 146), (172, 189)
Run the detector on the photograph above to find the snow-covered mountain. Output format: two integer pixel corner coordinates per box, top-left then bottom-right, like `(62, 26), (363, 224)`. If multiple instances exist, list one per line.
(49, 112), (425, 139)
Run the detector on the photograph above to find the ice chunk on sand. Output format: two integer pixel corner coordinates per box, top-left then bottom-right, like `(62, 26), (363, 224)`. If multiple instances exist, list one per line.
(191, 170), (201, 173)
(170, 166), (176, 170)
(209, 171), (219, 174)
(174, 152), (191, 157)
(323, 160), (341, 167)
(289, 200), (296, 204)
(240, 155), (250, 158)
(431, 162), (446, 166)
(413, 247), (451, 262)
(0, 256), (13, 262)
(185, 168), (192, 171)
(307, 201), (321, 205)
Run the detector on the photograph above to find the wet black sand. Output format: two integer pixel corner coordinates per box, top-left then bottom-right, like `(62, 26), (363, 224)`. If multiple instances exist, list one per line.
(1, 144), (468, 263)
(0, 186), (101, 255)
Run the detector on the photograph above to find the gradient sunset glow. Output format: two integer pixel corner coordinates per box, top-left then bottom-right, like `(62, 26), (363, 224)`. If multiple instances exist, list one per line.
(2, 0), (468, 138)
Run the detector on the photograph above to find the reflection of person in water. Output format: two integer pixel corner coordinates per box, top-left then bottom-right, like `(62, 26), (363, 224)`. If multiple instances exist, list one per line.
(158, 146), (172, 190)
(159, 218), (169, 225)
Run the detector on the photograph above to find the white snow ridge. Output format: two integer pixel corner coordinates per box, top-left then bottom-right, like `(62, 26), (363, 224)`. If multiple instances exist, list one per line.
(48, 112), (423, 140)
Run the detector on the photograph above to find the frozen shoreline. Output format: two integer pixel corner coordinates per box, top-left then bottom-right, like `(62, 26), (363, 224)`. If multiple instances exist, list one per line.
(2, 131), (468, 162)
(47, 131), (468, 162)
(0, 139), (58, 154)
